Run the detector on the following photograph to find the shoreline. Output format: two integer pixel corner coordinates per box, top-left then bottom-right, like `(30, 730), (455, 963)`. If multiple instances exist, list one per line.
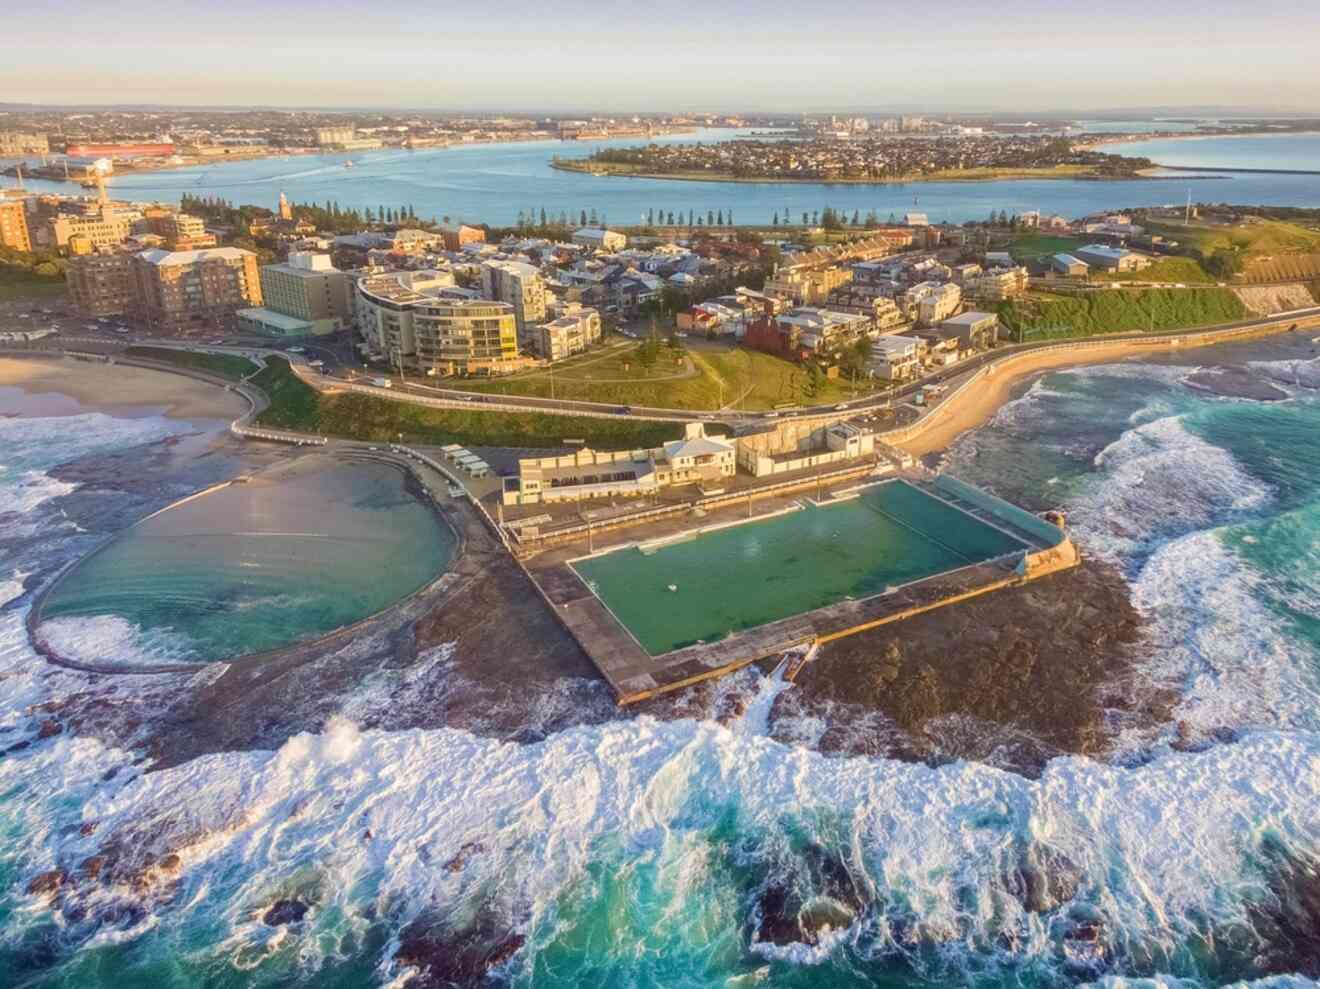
(549, 161), (1170, 185)
(0, 354), (249, 422)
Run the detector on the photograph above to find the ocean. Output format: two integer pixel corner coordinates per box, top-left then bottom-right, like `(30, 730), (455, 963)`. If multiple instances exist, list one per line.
(8, 128), (1320, 227)
(3, 332), (1320, 987)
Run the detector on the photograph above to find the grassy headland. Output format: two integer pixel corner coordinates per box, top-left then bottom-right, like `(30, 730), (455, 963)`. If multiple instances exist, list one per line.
(997, 287), (1249, 340)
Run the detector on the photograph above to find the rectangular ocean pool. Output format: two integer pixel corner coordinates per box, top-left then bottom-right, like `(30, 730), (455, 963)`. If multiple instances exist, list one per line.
(570, 479), (1030, 655)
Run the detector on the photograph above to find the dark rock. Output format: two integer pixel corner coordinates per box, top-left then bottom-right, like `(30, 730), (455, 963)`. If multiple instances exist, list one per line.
(26, 869), (67, 896)
(443, 841), (485, 873)
(1244, 844), (1320, 978)
(396, 912), (525, 987)
(6, 739), (32, 753)
(79, 855), (107, 881)
(754, 842), (863, 946)
(36, 720), (62, 739)
(1007, 844), (1081, 913)
(262, 898), (310, 926)
(80, 822), (98, 837)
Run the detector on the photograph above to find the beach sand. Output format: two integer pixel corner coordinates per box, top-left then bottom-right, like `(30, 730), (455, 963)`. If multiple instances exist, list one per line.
(898, 342), (1182, 457)
(0, 355), (248, 421)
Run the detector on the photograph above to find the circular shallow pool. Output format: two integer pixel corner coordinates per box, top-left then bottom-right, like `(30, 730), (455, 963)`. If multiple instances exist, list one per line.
(36, 454), (455, 667)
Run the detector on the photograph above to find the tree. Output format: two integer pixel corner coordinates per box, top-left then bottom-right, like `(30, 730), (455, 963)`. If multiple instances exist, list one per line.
(589, 207), (599, 225)
(852, 209), (860, 225)
(802, 212), (809, 225)
(647, 208), (654, 225)
(773, 211), (779, 226)
(540, 207), (548, 226)
(716, 210), (724, 225)
(707, 210), (715, 225)
(728, 210), (733, 226)
(581, 209), (588, 225)
(667, 211), (675, 225)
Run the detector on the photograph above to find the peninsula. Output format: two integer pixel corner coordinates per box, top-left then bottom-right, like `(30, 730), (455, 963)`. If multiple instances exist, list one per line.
(552, 135), (1157, 184)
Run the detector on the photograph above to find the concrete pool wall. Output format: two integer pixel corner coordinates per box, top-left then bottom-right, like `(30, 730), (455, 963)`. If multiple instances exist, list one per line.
(526, 476), (1079, 703)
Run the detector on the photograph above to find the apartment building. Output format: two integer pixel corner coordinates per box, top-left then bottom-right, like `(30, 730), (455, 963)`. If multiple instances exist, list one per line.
(356, 273), (527, 375)
(66, 253), (135, 316)
(868, 334), (923, 381)
(534, 305), (601, 361)
(130, 247), (262, 335)
(481, 259), (546, 347)
(0, 200), (31, 252)
(763, 264), (852, 306)
(910, 282), (961, 325)
(47, 208), (139, 252)
(965, 266), (1028, 301)
(255, 252), (352, 334)
(413, 300), (523, 376)
(744, 306), (870, 360)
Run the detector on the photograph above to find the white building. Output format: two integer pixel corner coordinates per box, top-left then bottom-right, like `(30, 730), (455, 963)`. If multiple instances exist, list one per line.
(572, 227), (627, 252)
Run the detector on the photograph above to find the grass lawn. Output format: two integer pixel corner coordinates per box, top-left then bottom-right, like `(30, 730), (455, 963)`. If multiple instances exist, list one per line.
(0, 276), (67, 302)
(1010, 232), (1085, 260)
(998, 287), (1248, 340)
(443, 342), (870, 411)
(252, 358), (699, 449)
(1144, 219), (1320, 257)
(126, 346), (259, 381)
(1091, 257), (1215, 284)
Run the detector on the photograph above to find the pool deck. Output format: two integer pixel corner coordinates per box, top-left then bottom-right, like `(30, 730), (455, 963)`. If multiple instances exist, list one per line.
(521, 481), (1080, 704)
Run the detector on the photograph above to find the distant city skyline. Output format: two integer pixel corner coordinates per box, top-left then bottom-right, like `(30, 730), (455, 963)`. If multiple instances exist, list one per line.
(5, 0), (1320, 112)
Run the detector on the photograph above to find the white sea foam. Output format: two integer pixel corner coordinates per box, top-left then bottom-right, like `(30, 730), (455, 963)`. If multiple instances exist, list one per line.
(27, 717), (1315, 984)
(1071, 414), (1270, 560)
(0, 412), (188, 526)
(1250, 356), (1320, 392)
(0, 569), (28, 607)
(36, 614), (202, 668)
(1128, 528), (1320, 738)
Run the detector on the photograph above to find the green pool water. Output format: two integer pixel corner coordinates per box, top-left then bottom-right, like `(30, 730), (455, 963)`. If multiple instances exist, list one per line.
(39, 455), (455, 664)
(572, 480), (1028, 655)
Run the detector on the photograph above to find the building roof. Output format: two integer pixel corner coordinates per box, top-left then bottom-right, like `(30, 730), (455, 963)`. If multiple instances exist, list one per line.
(1076, 244), (1136, 261)
(574, 227), (620, 239)
(136, 246), (253, 265)
(662, 435), (734, 461)
(940, 311), (998, 328)
(1053, 253), (1086, 267)
(236, 307), (316, 333)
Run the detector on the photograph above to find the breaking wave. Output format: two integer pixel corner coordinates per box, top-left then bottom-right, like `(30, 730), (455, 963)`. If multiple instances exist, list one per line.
(35, 614), (202, 668)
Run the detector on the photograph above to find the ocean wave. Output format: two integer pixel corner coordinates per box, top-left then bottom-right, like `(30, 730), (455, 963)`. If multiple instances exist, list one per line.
(11, 713), (1312, 986)
(1129, 528), (1320, 738)
(35, 614), (202, 668)
(1073, 414), (1270, 560)
(1250, 356), (1320, 392)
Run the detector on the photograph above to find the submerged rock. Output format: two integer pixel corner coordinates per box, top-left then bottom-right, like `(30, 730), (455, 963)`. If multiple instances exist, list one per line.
(26, 869), (67, 897)
(1006, 843), (1081, 913)
(262, 898), (309, 926)
(396, 911), (525, 987)
(753, 842), (864, 946)
(443, 841), (485, 873)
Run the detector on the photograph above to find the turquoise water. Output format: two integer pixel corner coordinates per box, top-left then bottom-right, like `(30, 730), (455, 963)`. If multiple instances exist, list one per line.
(5, 342), (1320, 988)
(10, 129), (1320, 226)
(37, 456), (453, 664)
(573, 481), (1027, 655)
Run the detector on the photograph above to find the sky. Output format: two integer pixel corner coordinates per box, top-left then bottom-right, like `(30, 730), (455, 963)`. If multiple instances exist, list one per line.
(4, 0), (1320, 113)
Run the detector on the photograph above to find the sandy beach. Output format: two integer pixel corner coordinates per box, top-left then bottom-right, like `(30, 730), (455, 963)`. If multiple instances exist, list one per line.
(0, 355), (249, 421)
(898, 341), (1184, 457)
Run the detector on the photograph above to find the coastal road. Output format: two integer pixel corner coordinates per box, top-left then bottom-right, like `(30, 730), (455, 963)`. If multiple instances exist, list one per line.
(24, 305), (1318, 432)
